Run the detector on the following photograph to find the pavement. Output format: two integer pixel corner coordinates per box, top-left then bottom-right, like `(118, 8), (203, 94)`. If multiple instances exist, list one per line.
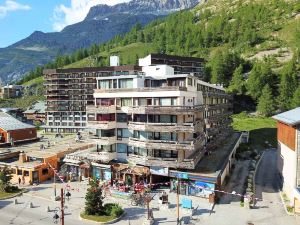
(2, 149), (300, 225)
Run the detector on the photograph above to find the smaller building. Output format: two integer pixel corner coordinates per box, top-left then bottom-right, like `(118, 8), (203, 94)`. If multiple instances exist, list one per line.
(0, 85), (23, 99)
(273, 108), (300, 213)
(24, 101), (46, 124)
(0, 112), (37, 145)
(0, 151), (57, 184)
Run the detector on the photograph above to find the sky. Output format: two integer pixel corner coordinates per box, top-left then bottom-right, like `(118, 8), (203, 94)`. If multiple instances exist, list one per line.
(0, 0), (131, 48)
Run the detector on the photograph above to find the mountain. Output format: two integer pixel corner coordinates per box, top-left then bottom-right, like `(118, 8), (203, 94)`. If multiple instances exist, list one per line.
(0, 0), (200, 84)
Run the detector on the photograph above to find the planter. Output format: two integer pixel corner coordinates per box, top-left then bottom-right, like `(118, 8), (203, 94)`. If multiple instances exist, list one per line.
(80, 211), (126, 224)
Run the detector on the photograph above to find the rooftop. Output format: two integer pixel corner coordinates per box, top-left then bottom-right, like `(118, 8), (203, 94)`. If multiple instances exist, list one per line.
(0, 112), (35, 131)
(272, 107), (300, 126)
(24, 101), (45, 114)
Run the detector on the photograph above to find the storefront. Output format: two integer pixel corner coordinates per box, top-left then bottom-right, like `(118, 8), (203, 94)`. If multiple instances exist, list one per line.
(91, 163), (112, 182)
(169, 170), (217, 198)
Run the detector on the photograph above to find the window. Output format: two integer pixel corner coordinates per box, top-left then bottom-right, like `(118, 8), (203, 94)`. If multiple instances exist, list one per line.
(117, 113), (127, 122)
(117, 144), (127, 153)
(118, 79), (133, 89)
(42, 168), (48, 175)
(24, 171), (29, 176)
(117, 129), (131, 139)
(188, 78), (193, 86)
(99, 80), (111, 89)
(121, 98), (132, 106)
(160, 98), (171, 106)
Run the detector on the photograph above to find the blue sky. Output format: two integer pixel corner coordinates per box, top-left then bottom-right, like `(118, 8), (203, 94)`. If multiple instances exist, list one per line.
(0, 0), (130, 48)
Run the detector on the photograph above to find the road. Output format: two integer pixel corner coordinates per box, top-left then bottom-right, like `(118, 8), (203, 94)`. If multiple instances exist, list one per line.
(0, 195), (94, 225)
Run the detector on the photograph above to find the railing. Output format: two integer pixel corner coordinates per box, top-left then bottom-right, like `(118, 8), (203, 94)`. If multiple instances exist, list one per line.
(128, 137), (195, 151)
(94, 86), (187, 93)
(88, 136), (117, 145)
(128, 122), (196, 133)
(88, 121), (116, 129)
(128, 105), (205, 115)
(86, 105), (116, 114)
(65, 150), (117, 163)
(205, 103), (232, 110)
(127, 154), (195, 169)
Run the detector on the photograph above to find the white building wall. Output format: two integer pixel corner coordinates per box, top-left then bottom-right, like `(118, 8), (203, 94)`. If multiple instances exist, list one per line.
(139, 55), (152, 67)
(278, 141), (297, 201)
(142, 65), (174, 77)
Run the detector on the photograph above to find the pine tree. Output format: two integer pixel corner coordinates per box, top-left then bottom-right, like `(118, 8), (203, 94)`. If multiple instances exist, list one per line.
(0, 166), (12, 192)
(85, 180), (104, 215)
(291, 86), (300, 108)
(257, 85), (276, 117)
(228, 65), (244, 94)
(277, 61), (297, 111)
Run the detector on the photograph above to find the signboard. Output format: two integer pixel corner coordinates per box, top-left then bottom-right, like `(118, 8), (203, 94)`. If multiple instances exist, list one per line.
(104, 171), (112, 181)
(194, 181), (215, 191)
(150, 166), (169, 176)
(177, 173), (188, 179)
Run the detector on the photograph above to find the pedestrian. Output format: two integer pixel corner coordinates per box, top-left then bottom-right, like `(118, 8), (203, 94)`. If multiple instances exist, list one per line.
(18, 177), (21, 186)
(22, 176), (25, 185)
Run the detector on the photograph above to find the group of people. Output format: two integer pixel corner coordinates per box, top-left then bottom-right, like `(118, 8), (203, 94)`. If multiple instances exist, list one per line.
(18, 176), (26, 186)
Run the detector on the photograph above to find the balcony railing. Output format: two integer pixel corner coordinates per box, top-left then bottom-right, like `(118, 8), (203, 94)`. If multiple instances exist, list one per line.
(86, 105), (116, 114)
(89, 151), (117, 163)
(88, 121), (116, 129)
(205, 103), (232, 110)
(203, 91), (233, 99)
(89, 136), (117, 145)
(128, 121), (204, 133)
(94, 86), (187, 93)
(127, 154), (196, 169)
(128, 105), (205, 115)
(128, 137), (197, 151)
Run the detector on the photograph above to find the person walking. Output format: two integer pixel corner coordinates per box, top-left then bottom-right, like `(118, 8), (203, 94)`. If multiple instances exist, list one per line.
(22, 176), (25, 185)
(18, 177), (21, 186)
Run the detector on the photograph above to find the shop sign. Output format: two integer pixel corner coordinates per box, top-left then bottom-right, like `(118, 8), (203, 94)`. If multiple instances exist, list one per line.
(104, 171), (111, 181)
(150, 166), (169, 176)
(195, 181), (215, 191)
(177, 173), (188, 179)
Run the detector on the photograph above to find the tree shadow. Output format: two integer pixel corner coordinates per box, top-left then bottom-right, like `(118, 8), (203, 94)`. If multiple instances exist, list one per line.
(0, 200), (13, 209)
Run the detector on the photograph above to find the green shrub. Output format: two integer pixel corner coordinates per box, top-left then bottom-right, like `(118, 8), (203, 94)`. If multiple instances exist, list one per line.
(110, 205), (124, 217)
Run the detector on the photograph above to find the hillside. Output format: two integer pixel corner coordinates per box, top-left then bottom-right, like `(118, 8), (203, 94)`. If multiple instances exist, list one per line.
(0, 0), (199, 83)
(22, 0), (300, 114)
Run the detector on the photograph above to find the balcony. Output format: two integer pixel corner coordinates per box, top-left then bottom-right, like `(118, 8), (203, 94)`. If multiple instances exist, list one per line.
(128, 105), (204, 115)
(128, 121), (203, 133)
(203, 91), (233, 99)
(127, 154), (196, 169)
(88, 121), (116, 129)
(86, 105), (116, 114)
(205, 103), (232, 110)
(128, 138), (196, 151)
(89, 136), (117, 145)
(88, 151), (117, 163)
(94, 86), (187, 94)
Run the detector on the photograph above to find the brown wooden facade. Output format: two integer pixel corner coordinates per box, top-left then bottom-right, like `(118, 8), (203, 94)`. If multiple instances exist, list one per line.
(277, 121), (296, 151)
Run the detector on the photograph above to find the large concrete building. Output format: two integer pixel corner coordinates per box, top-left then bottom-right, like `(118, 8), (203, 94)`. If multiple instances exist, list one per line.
(43, 65), (141, 133)
(85, 64), (233, 188)
(273, 108), (300, 213)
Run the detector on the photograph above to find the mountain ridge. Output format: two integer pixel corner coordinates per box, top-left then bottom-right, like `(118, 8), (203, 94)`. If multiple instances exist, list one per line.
(0, 0), (200, 83)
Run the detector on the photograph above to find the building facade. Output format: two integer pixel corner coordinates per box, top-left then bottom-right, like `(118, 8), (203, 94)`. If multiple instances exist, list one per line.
(0, 85), (23, 99)
(139, 54), (205, 77)
(43, 66), (141, 133)
(273, 108), (300, 212)
(86, 64), (232, 185)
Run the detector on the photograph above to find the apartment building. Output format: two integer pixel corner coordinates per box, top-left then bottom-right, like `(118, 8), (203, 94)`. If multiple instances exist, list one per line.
(44, 65), (141, 133)
(0, 85), (23, 99)
(139, 54), (205, 77)
(86, 64), (232, 185)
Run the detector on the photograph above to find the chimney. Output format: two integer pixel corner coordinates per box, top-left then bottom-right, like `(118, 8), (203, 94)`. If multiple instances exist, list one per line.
(19, 151), (26, 163)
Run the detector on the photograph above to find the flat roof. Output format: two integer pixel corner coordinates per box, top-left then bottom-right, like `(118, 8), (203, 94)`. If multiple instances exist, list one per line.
(150, 53), (205, 63)
(44, 65), (142, 74)
(272, 107), (300, 126)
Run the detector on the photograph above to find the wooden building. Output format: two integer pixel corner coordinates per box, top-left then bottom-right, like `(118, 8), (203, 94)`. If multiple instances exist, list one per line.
(273, 107), (300, 213)
(0, 112), (37, 144)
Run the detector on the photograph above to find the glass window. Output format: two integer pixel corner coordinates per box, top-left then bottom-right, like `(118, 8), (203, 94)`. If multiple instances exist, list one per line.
(160, 98), (171, 106)
(121, 98), (132, 106)
(118, 79), (133, 89)
(42, 168), (48, 175)
(117, 113), (127, 122)
(99, 80), (111, 89)
(117, 144), (127, 153)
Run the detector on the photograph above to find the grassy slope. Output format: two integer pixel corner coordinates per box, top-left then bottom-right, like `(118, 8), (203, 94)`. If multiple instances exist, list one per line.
(22, 76), (44, 86)
(232, 113), (277, 151)
(64, 43), (155, 68)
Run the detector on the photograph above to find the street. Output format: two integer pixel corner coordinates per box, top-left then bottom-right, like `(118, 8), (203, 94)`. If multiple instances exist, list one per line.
(0, 149), (300, 225)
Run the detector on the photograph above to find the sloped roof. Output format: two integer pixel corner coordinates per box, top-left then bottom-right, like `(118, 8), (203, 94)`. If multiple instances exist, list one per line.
(272, 107), (300, 126)
(24, 101), (45, 114)
(0, 112), (35, 131)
